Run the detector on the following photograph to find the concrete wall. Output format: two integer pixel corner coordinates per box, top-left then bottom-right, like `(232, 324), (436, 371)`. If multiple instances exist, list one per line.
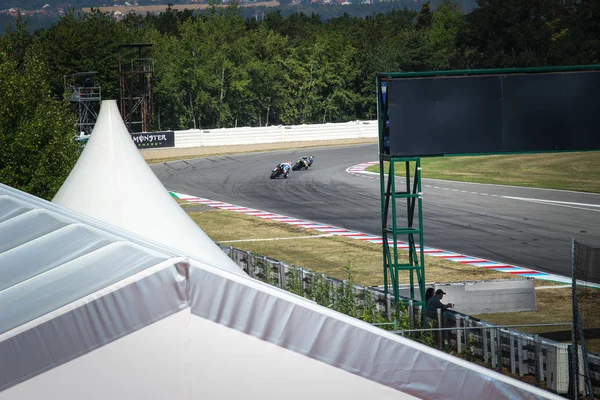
(174, 120), (378, 148)
(398, 278), (537, 315)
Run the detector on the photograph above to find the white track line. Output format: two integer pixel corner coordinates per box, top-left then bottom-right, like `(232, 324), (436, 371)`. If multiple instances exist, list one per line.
(220, 234), (336, 243)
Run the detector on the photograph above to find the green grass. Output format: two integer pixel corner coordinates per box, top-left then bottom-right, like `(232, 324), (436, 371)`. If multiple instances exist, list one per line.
(366, 151), (600, 193)
(186, 208), (533, 286)
(181, 204), (593, 350)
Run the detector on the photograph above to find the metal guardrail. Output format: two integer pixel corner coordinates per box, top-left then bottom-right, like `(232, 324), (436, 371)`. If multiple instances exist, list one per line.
(219, 244), (599, 396)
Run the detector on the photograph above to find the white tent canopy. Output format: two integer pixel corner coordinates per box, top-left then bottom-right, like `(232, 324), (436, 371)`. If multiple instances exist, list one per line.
(52, 100), (241, 274)
(0, 100), (563, 399)
(0, 183), (561, 399)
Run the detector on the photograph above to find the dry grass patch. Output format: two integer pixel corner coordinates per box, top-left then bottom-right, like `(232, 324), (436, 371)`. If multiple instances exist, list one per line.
(188, 210), (323, 242)
(186, 206), (596, 346)
(474, 288), (573, 330)
(188, 208), (523, 287)
(175, 198), (193, 206)
(368, 151), (600, 193)
(475, 287), (600, 352)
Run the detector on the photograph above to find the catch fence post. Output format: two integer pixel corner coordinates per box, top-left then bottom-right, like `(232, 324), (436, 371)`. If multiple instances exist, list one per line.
(490, 328), (497, 369)
(496, 327), (502, 373)
(277, 261), (285, 288)
(510, 332), (516, 375)
(518, 336), (525, 377)
(437, 308), (443, 350)
(300, 268), (306, 294)
(535, 334), (542, 387)
(456, 319), (462, 353)
(483, 327), (489, 364)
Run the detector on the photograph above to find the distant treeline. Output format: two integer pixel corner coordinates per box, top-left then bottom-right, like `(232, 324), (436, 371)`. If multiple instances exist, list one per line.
(0, 1), (475, 33)
(0, 0), (476, 13)
(1, 0), (599, 131)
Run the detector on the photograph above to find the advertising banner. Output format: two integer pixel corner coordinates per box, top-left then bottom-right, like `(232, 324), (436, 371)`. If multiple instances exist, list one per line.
(131, 131), (175, 149)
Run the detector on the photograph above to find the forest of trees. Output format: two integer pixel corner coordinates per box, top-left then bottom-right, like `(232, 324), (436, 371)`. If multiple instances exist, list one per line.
(0, 0), (599, 197)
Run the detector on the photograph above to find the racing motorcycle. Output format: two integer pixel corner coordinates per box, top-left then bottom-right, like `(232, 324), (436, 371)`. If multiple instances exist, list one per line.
(292, 156), (313, 171)
(270, 163), (289, 179)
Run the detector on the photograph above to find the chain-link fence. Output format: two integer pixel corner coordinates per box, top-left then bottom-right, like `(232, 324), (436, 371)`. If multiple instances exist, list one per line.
(220, 243), (600, 396)
(571, 239), (600, 399)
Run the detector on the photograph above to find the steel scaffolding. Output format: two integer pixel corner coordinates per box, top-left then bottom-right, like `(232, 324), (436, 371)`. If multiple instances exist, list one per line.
(64, 72), (101, 136)
(119, 43), (154, 133)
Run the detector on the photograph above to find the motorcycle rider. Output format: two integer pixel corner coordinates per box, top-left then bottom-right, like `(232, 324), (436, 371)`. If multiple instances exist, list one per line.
(279, 161), (292, 178)
(299, 155), (314, 169)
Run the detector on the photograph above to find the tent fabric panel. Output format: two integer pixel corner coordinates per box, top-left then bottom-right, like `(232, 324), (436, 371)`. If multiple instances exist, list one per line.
(0, 184), (212, 264)
(0, 196), (31, 223)
(0, 242), (170, 336)
(0, 260), (188, 392)
(0, 210), (70, 253)
(187, 315), (417, 399)
(0, 225), (116, 292)
(0, 310), (192, 400)
(0, 310), (415, 400)
(0, 257), (561, 399)
(188, 264), (562, 400)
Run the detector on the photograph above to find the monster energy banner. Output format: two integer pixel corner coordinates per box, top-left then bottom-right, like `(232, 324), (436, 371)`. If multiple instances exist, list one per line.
(131, 131), (175, 149)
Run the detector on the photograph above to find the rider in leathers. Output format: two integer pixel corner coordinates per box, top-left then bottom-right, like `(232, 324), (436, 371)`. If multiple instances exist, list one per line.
(299, 155), (314, 169)
(279, 161), (292, 178)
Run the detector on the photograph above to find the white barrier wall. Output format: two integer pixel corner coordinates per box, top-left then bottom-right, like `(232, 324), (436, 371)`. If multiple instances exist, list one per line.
(397, 278), (537, 315)
(174, 120), (378, 148)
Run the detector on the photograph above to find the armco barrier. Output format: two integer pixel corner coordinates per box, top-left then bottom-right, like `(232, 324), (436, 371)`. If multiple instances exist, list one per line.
(219, 243), (599, 396)
(174, 120), (377, 148)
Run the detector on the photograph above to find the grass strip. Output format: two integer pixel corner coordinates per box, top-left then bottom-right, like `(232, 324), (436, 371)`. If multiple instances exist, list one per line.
(186, 206), (600, 350)
(188, 208), (550, 287)
(475, 287), (600, 353)
(366, 151), (600, 193)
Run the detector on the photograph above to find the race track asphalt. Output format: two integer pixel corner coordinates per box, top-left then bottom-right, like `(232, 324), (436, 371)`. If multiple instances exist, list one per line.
(151, 143), (600, 281)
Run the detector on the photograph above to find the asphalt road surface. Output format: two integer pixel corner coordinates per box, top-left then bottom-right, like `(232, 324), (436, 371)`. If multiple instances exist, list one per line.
(152, 144), (600, 281)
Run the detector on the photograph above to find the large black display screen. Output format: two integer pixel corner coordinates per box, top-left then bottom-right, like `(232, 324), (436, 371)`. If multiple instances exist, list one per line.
(385, 70), (600, 157)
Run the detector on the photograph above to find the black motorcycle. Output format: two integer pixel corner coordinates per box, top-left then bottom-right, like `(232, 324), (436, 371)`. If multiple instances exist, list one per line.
(270, 164), (288, 179)
(292, 158), (310, 171)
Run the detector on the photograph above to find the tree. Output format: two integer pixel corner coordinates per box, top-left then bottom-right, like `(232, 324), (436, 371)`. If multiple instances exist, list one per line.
(39, 9), (134, 100)
(427, 0), (465, 69)
(564, 0), (600, 64)
(0, 33), (79, 200)
(0, 12), (32, 69)
(458, 0), (565, 68)
(416, 1), (433, 30)
(246, 25), (289, 126)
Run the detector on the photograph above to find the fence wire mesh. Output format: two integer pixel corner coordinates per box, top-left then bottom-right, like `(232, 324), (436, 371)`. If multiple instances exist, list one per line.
(221, 243), (595, 396)
(572, 239), (600, 399)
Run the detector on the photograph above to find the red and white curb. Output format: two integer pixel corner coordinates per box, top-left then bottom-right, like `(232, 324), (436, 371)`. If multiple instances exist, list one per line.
(344, 161), (600, 287)
(170, 190), (584, 287)
(346, 161), (380, 178)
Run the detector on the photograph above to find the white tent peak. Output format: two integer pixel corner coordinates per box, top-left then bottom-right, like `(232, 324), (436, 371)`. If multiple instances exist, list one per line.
(52, 100), (241, 274)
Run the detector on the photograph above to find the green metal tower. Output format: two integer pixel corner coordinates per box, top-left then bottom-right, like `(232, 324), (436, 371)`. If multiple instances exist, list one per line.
(377, 76), (426, 317)
(375, 64), (600, 318)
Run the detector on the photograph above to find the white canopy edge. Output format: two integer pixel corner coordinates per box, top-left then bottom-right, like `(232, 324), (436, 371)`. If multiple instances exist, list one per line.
(0, 239), (562, 399)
